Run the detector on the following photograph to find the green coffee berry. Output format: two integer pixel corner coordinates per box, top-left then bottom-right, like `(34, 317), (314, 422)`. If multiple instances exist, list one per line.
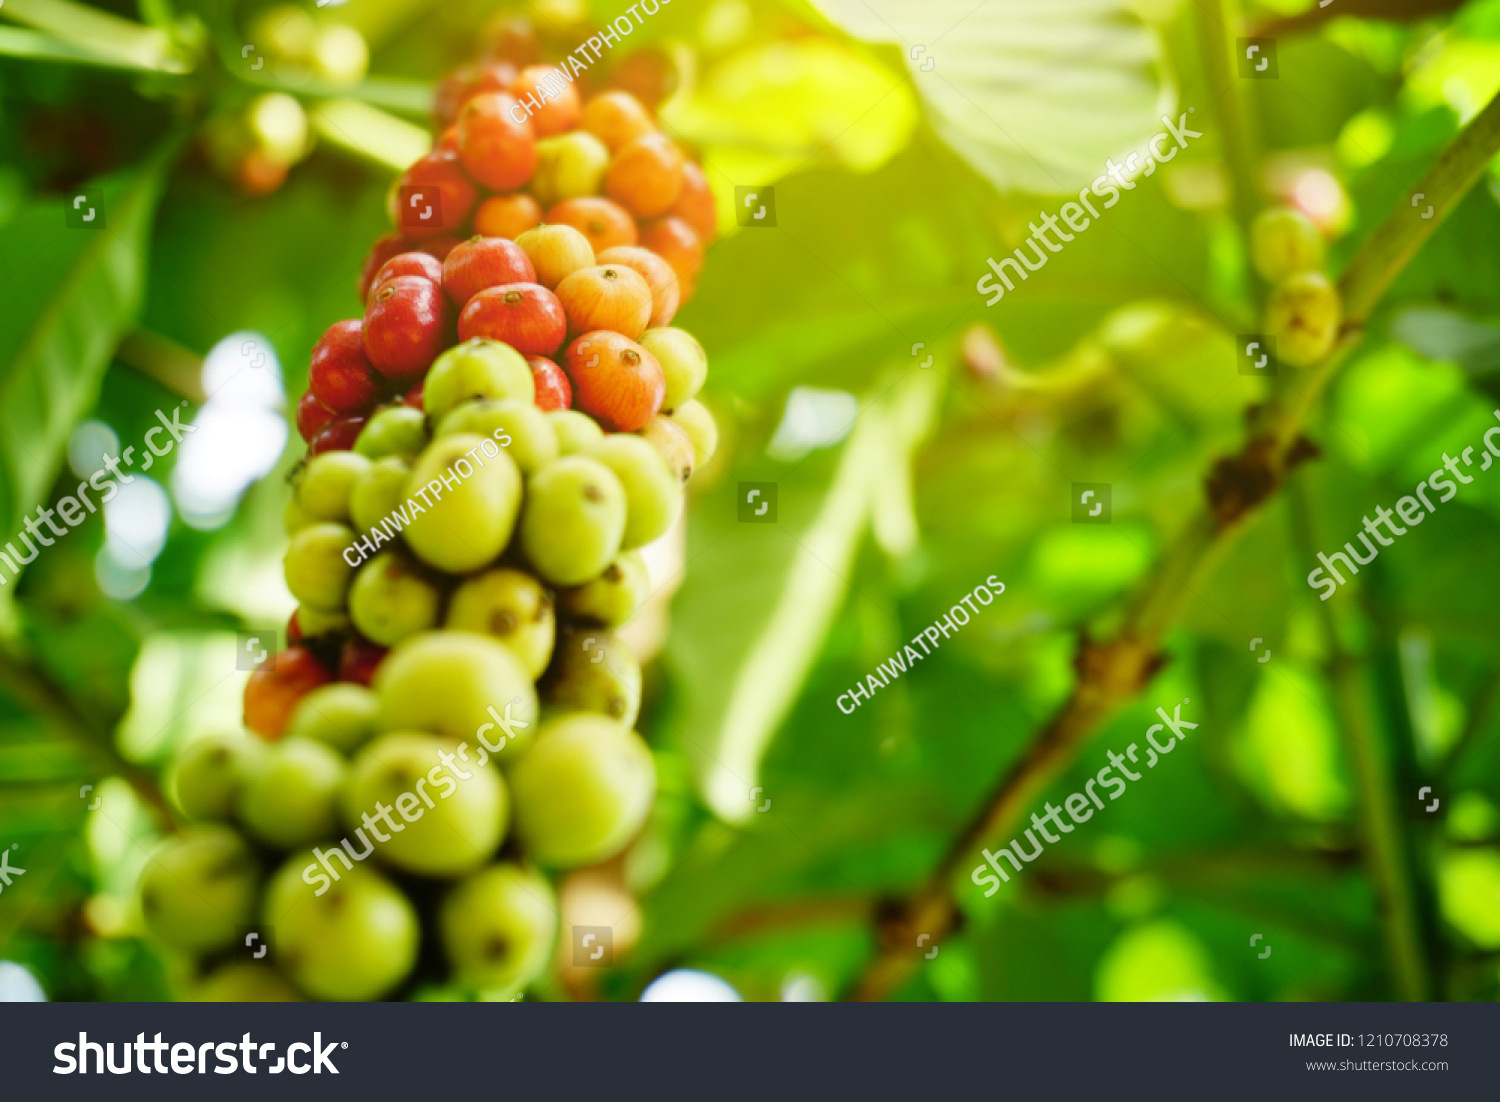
(1250, 206), (1325, 284)
(296, 603), (351, 638)
(445, 567), (556, 679)
(284, 522), (357, 611)
(297, 450), (373, 523)
(439, 863), (558, 993)
(139, 825), (259, 952)
(586, 434), (681, 549)
(543, 627), (642, 728)
(548, 409), (606, 455)
(171, 731), (263, 822)
(284, 494), (315, 535)
(236, 736), (346, 849)
(350, 455), (413, 536)
(437, 398), (559, 475)
(355, 405), (429, 459)
(190, 964), (303, 1002)
(519, 456), (627, 586)
(638, 415), (695, 484)
(348, 550), (442, 647)
(639, 327), (707, 411)
(557, 551), (649, 629)
(402, 433), (523, 574)
(530, 131), (611, 210)
(1264, 270), (1342, 368)
(285, 682), (381, 753)
(424, 339), (535, 421)
(669, 399), (717, 468)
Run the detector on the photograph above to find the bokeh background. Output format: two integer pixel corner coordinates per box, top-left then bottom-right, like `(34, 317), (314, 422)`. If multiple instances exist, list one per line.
(2, 0), (1500, 1002)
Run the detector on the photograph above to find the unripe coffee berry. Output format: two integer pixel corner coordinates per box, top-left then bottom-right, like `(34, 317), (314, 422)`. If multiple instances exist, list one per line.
(424, 338), (535, 420)
(563, 330), (665, 432)
(442, 235), (537, 308)
(1264, 270), (1342, 368)
(363, 275), (451, 381)
(597, 245), (680, 328)
(669, 398), (718, 468)
(605, 132), (685, 219)
(546, 197), (638, 255)
(638, 413), (696, 484)
(297, 449), (372, 523)
(348, 550), (443, 647)
(458, 282), (568, 356)
(555, 264), (653, 340)
(445, 567), (556, 679)
(474, 192), (543, 239)
(515, 223), (596, 290)
(354, 405), (428, 459)
(457, 91), (537, 191)
(310, 319), (385, 413)
(284, 522), (357, 611)
(638, 326), (707, 410)
(530, 130), (610, 209)
(1251, 206), (1325, 284)
(587, 433), (682, 549)
(520, 456), (628, 586)
(548, 409), (604, 455)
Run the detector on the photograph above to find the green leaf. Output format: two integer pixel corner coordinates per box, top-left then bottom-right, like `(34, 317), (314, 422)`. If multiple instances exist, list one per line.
(0, 143), (177, 551)
(807, 0), (1172, 195)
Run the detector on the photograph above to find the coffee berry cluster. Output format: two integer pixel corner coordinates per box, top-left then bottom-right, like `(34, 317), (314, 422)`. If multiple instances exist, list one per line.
(142, 36), (718, 1002)
(1252, 205), (1343, 368)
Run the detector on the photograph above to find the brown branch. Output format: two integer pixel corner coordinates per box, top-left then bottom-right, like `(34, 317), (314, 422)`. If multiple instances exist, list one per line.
(847, 88), (1500, 1002)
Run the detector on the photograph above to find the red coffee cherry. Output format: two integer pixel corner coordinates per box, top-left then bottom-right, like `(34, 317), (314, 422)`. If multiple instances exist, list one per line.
(434, 62), (519, 128)
(670, 161), (716, 244)
(309, 413), (368, 454)
(338, 637), (388, 686)
(458, 283), (567, 356)
(473, 193), (543, 239)
(596, 245), (680, 327)
(286, 608), (304, 645)
(358, 233), (461, 301)
(563, 330), (664, 432)
(483, 14), (540, 67)
(546, 197), (638, 255)
(363, 275), (451, 381)
(296, 391), (338, 442)
(441, 235), (537, 307)
(526, 355), (572, 411)
(371, 252), (444, 294)
(403, 381), (425, 410)
(511, 64), (581, 137)
(457, 92), (537, 192)
(582, 90), (654, 153)
(555, 264), (653, 340)
(244, 644), (332, 740)
(604, 133), (684, 219)
(391, 150), (479, 238)
(639, 216), (704, 299)
(310, 319), (385, 413)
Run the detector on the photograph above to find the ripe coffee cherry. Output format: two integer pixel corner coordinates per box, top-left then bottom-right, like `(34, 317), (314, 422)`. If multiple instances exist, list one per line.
(403, 380), (424, 409)
(605, 133), (685, 218)
(434, 61), (519, 128)
(311, 414), (369, 456)
(545, 628), (643, 727)
(474, 192), (543, 239)
(191, 964), (302, 1003)
(520, 456), (627, 586)
(354, 405), (428, 459)
(638, 326), (707, 410)
(171, 731), (264, 822)
(458, 282), (567, 356)
(140, 826), (259, 952)
(639, 216), (704, 295)
(440, 863), (557, 992)
(285, 522), (357, 611)
(530, 130), (610, 209)
(391, 150), (479, 237)
(555, 265), (653, 339)
(402, 433), (522, 574)
(296, 391), (337, 442)
(1251, 206), (1325, 284)
(1264, 270), (1341, 367)
(349, 550), (442, 646)
(339, 636), (388, 686)
(507, 713), (656, 868)
(297, 450), (372, 523)
(563, 331), (665, 433)
(522, 356), (569, 411)
(669, 398), (718, 467)
(670, 160), (716, 244)
(309, 319), (384, 413)
(284, 682), (380, 753)
(457, 92), (537, 191)
(638, 414), (696, 484)
(511, 64), (582, 136)
(515, 223), (595, 290)
(264, 851), (419, 1001)
(597, 246), (680, 328)
(558, 550), (649, 628)
(244, 644), (331, 739)
(358, 232), (460, 301)
(442, 236), (537, 308)
(548, 409), (604, 455)
(437, 397), (559, 474)
(546, 197), (638, 254)
(582, 90), (654, 153)
(612, 46), (677, 110)
(424, 338), (536, 420)
(236, 736), (346, 849)
(368, 251), (445, 303)
(350, 455), (413, 535)
(375, 631), (540, 761)
(344, 733), (508, 878)
(364, 276), (451, 382)
(445, 567), (556, 679)
(587, 434), (682, 549)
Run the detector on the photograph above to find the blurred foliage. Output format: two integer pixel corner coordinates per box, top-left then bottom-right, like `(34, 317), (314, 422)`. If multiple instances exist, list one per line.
(0, 0), (1499, 1004)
